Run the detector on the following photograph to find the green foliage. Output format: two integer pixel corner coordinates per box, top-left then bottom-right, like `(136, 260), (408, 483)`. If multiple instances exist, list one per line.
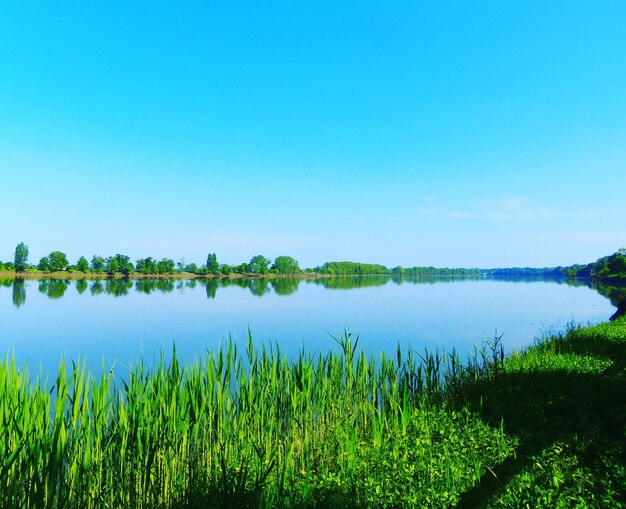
(559, 249), (626, 280)
(90, 255), (105, 272)
(47, 251), (69, 272)
(206, 252), (219, 274)
(320, 261), (391, 275)
(184, 262), (198, 274)
(37, 256), (51, 272)
(157, 258), (175, 274)
(76, 256), (89, 273)
(457, 319), (626, 508)
(271, 255), (300, 274)
(13, 242), (29, 273)
(106, 254), (134, 275)
(248, 255), (271, 274)
(0, 333), (520, 509)
(136, 256), (156, 274)
(106, 257), (119, 275)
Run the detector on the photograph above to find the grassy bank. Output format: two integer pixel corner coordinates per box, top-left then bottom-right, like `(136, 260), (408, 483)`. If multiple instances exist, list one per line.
(1, 320), (625, 508)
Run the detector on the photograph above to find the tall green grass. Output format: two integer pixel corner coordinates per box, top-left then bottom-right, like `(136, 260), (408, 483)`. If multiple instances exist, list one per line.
(0, 334), (514, 508)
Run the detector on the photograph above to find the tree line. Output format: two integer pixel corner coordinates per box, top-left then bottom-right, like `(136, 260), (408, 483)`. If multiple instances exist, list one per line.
(483, 249), (626, 280)
(2, 242), (625, 280)
(0, 243), (303, 276)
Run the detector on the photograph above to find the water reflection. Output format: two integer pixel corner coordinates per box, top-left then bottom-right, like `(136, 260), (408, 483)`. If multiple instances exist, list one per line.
(90, 280), (105, 295)
(592, 280), (626, 320)
(75, 279), (88, 294)
(12, 278), (26, 308)
(1, 276), (624, 314)
(38, 279), (70, 299)
(106, 279), (133, 297)
(135, 278), (176, 294)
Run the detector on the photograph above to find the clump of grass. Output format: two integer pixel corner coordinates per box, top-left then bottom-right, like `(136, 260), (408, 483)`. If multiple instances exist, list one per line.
(0, 333), (514, 508)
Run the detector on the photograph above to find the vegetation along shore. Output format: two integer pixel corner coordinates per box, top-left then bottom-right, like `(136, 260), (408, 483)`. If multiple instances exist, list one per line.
(2, 242), (626, 280)
(1, 317), (625, 508)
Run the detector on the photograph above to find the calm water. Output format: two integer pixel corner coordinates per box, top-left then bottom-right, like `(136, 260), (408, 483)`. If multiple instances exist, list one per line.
(0, 276), (619, 376)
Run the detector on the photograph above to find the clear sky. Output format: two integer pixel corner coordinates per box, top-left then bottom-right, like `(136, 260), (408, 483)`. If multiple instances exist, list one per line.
(1, 1), (624, 269)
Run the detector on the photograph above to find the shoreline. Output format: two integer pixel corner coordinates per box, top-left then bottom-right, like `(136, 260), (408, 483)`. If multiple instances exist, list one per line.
(0, 270), (327, 280)
(1, 317), (624, 507)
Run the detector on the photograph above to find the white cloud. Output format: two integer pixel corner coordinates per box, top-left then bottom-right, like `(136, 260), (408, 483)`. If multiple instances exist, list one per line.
(448, 198), (599, 222)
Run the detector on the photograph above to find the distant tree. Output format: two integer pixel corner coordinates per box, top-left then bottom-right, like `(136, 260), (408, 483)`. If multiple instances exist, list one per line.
(114, 254), (133, 273)
(157, 258), (175, 274)
(76, 256), (89, 273)
(14, 242), (29, 273)
(271, 256), (300, 274)
(106, 257), (120, 275)
(607, 252), (626, 275)
(105, 254), (133, 275)
(207, 253), (219, 275)
(391, 266), (405, 276)
(185, 262), (199, 274)
(136, 257), (157, 275)
(48, 251), (69, 272)
(38, 256), (51, 272)
(233, 263), (247, 274)
(220, 264), (232, 275)
(248, 255), (271, 274)
(91, 255), (106, 272)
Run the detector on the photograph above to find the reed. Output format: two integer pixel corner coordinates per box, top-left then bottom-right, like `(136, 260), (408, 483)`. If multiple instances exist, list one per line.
(1, 333), (514, 508)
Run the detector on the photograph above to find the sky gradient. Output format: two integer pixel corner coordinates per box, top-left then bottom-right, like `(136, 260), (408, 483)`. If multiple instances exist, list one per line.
(1, 1), (625, 269)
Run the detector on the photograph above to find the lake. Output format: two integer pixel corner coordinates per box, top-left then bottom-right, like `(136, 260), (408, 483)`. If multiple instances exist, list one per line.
(0, 276), (619, 376)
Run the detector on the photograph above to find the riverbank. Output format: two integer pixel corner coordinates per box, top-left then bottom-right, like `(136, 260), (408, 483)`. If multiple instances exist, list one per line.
(0, 269), (326, 280)
(456, 317), (626, 507)
(1, 318), (624, 508)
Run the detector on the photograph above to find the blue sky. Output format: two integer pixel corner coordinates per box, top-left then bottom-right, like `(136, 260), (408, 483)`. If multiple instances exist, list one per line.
(1, 1), (624, 268)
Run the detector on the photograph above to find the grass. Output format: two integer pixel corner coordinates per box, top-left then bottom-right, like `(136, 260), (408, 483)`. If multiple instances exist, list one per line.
(1, 319), (625, 508)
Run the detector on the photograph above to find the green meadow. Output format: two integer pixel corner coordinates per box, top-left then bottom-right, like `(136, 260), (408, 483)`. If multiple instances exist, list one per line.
(2, 318), (625, 508)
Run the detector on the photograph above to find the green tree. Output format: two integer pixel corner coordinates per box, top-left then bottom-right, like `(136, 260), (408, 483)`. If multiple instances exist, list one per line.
(271, 256), (300, 274)
(48, 251), (69, 272)
(14, 242), (29, 273)
(248, 255), (271, 274)
(607, 253), (626, 276)
(207, 253), (219, 275)
(76, 256), (89, 273)
(106, 257), (120, 275)
(91, 255), (106, 272)
(156, 258), (175, 274)
(38, 257), (51, 272)
(185, 262), (199, 274)
(105, 254), (133, 275)
(136, 257), (157, 274)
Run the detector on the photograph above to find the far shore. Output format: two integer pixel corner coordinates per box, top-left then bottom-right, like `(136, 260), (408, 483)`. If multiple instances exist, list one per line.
(0, 270), (329, 280)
